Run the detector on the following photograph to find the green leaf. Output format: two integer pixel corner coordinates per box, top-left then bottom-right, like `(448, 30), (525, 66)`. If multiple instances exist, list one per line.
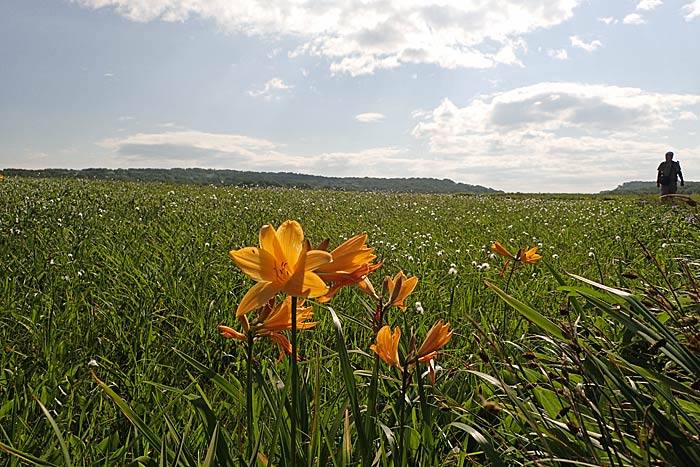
(448, 422), (506, 467)
(328, 307), (370, 461)
(485, 280), (566, 340)
(34, 395), (73, 467)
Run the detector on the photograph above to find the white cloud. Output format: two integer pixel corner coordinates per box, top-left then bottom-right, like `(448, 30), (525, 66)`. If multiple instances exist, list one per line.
(682, 1), (700, 20)
(680, 111), (698, 120)
(98, 129), (415, 177)
(355, 112), (386, 123)
(623, 13), (646, 24)
(548, 49), (569, 60)
(248, 78), (294, 100)
(99, 131), (282, 159)
(74, 0), (583, 75)
(636, 0), (662, 10)
(411, 83), (700, 191)
(569, 36), (602, 52)
(597, 16), (618, 24)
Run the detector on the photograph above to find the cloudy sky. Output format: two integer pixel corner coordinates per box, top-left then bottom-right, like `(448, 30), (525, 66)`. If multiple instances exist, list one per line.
(2, 0), (699, 192)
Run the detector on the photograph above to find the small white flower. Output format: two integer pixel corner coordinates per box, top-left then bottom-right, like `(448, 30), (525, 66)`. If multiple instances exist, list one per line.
(589, 251), (595, 257)
(88, 359), (99, 368)
(661, 243), (668, 248)
(415, 301), (424, 314)
(552, 254), (559, 259)
(205, 242), (210, 248)
(448, 266), (458, 275)
(481, 263), (490, 270)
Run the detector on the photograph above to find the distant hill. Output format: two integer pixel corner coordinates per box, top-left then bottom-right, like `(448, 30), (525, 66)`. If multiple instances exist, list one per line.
(3, 167), (501, 194)
(602, 181), (700, 195)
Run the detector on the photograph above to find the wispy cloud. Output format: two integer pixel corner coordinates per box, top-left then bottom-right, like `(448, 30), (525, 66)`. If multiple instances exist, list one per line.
(98, 129), (413, 177)
(683, 1), (700, 20)
(355, 112), (386, 123)
(411, 82), (700, 191)
(623, 13), (646, 24)
(569, 36), (602, 52)
(597, 16), (618, 24)
(547, 49), (569, 60)
(248, 78), (294, 100)
(74, 0), (584, 75)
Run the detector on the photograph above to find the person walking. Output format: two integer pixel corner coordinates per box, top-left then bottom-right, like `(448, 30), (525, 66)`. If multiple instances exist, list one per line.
(657, 151), (684, 195)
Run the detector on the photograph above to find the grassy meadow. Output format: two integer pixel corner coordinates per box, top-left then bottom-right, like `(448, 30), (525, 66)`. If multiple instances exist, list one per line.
(1, 177), (700, 466)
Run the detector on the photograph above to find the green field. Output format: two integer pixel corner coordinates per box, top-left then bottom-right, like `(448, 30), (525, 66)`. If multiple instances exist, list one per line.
(2, 177), (699, 466)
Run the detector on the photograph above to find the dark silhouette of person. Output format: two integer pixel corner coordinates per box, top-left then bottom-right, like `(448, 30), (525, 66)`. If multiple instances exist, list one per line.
(657, 151), (684, 195)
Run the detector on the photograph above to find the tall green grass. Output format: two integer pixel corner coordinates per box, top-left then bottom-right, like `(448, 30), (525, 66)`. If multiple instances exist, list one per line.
(1, 177), (698, 465)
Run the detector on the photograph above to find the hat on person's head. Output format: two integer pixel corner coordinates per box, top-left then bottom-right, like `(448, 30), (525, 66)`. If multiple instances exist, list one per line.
(666, 151), (674, 157)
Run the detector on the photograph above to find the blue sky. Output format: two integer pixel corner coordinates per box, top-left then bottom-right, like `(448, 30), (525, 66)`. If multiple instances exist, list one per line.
(1, 0), (699, 192)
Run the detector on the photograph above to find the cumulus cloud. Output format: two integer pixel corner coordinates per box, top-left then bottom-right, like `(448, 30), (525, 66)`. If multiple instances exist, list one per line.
(683, 1), (700, 20)
(623, 13), (646, 24)
(411, 83), (700, 191)
(636, 0), (662, 10)
(248, 78), (294, 100)
(569, 36), (602, 52)
(355, 112), (386, 123)
(73, 0), (583, 75)
(598, 16), (617, 24)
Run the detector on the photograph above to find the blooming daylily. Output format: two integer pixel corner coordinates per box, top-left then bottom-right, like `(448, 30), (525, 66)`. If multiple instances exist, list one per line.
(370, 325), (402, 370)
(230, 220), (332, 316)
(218, 296), (317, 361)
(384, 271), (418, 311)
(491, 242), (542, 276)
(416, 319), (453, 384)
(315, 233), (383, 302)
(519, 247), (542, 265)
(491, 242), (542, 264)
(491, 241), (513, 258)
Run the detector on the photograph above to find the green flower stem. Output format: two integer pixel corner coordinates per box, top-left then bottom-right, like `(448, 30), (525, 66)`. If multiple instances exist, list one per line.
(246, 331), (255, 463)
(290, 295), (298, 464)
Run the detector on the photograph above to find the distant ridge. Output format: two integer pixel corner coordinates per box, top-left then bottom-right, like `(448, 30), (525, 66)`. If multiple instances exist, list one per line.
(601, 181), (700, 195)
(3, 167), (502, 194)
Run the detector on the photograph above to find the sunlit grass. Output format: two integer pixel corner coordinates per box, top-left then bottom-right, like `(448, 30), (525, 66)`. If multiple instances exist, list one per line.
(1, 177), (699, 466)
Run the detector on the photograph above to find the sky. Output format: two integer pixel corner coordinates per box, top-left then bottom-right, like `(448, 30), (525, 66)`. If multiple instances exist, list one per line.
(1, 0), (699, 192)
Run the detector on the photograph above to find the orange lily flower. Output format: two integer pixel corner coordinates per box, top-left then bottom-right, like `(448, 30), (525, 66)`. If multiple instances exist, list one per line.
(416, 319), (453, 384)
(230, 220), (332, 317)
(491, 242), (542, 277)
(520, 247), (542, 265)
(491, 241), (513, 258)
(316, 233), (383, 302)
(370, 325), (402, 370)
(218, 297), (317, 361)
(384, 271), (418, 311)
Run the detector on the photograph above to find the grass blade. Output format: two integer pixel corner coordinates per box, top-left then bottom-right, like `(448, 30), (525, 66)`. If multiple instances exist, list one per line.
(33, 396), (73, 467)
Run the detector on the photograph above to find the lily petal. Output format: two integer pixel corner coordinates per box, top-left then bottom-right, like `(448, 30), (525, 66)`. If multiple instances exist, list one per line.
(236, 281), (280, 317)
(230, 247), (279, 283)
(304, 249), (333, 271)
(259, 224), (286, 262)
(277, 220), (304, 267)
